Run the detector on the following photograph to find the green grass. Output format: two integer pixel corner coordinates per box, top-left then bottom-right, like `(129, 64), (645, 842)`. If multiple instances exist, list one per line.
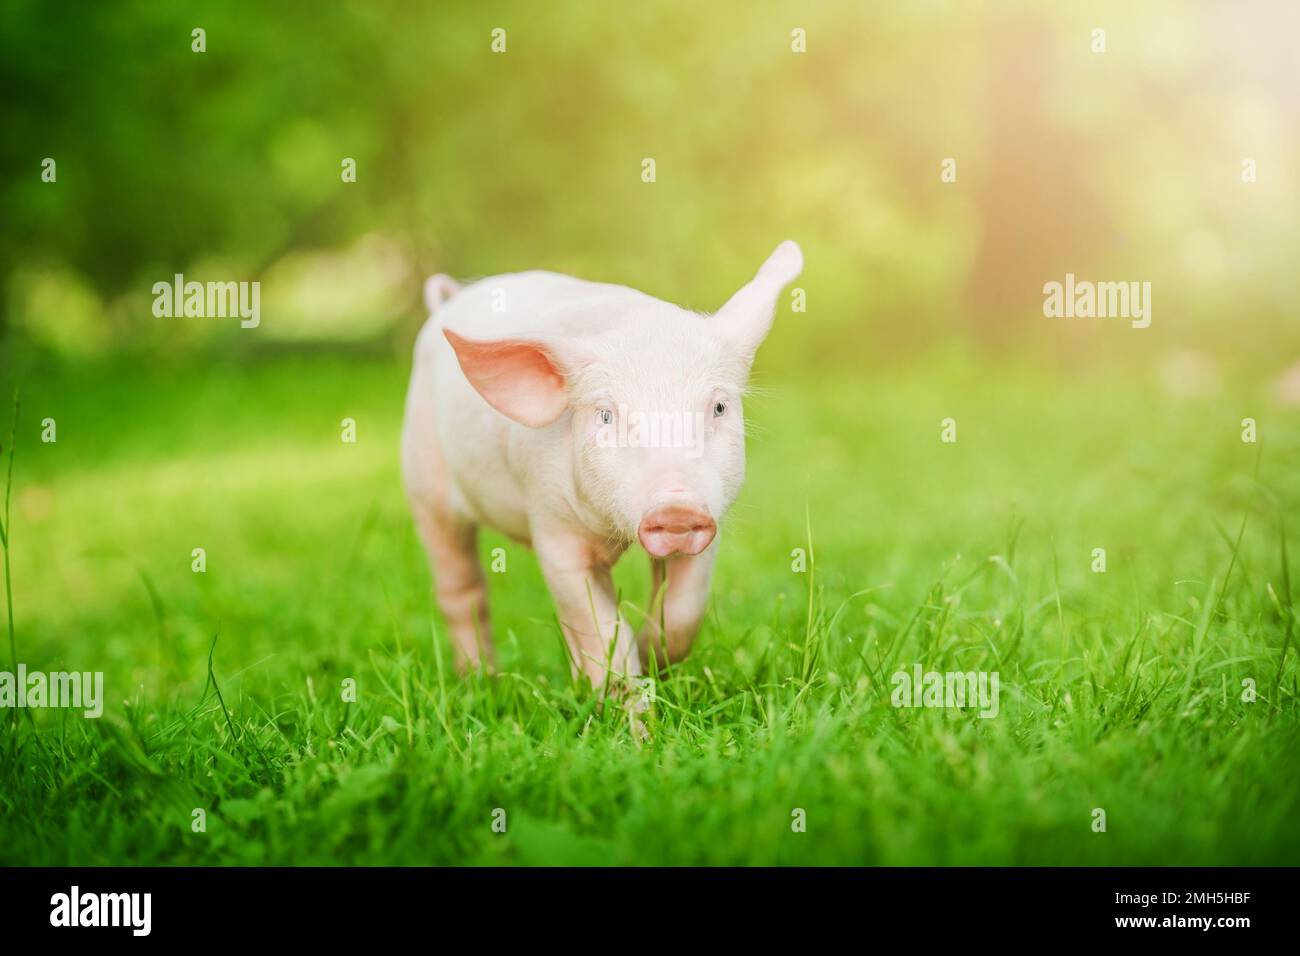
(1, 350), (1298, 865)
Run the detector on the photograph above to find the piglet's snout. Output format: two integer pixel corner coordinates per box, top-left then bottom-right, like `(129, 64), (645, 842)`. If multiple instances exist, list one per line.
(637, 502), (717, 558)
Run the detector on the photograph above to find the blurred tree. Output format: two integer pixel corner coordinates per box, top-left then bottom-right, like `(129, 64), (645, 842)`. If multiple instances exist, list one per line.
(962, 13), (1110, 339)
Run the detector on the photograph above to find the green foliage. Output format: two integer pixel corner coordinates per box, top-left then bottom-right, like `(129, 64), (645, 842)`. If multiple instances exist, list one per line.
(3, 1), (1299, 362)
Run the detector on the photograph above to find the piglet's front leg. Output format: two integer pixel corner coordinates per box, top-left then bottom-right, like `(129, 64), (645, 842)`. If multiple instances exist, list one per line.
(533, 527), (642, 695)
(638, 542), (719, 670)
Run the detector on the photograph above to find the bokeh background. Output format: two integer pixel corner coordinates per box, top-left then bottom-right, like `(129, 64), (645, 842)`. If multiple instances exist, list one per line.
(4, 0), (1300, 368)
(2, 1), (1299, 865)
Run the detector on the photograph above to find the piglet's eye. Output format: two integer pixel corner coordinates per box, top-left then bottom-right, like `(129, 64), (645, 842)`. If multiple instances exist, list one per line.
(713, 401), (727, 418)
(597, 409), (614, 426)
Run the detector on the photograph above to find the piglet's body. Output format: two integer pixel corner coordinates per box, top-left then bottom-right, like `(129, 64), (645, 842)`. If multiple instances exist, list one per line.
(401, 242), (802, 692)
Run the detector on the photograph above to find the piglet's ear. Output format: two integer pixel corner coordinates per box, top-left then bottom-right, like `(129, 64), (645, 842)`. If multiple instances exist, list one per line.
(712, 240), (803, 361)
(443, 329), (576, 428)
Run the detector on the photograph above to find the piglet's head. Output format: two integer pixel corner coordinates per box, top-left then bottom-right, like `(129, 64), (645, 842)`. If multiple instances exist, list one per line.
(444, 240), (802, 556)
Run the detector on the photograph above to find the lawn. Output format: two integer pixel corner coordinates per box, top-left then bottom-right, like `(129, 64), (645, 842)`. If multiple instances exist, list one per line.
(1, 349), (1297, 865)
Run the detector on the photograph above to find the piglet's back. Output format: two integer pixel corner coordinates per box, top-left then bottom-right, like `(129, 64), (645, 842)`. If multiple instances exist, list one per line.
(438, 271), (663, 340)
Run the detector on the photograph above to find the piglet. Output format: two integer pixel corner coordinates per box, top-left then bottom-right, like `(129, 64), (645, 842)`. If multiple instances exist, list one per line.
(401, 241), (802, 693)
